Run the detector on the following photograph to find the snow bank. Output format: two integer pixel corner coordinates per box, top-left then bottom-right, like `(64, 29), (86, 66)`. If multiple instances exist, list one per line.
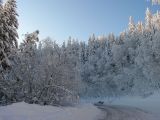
(0, 102), (104, 120)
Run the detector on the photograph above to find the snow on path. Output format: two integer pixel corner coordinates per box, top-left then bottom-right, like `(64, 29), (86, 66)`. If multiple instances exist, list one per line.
(0, 96), (160, 120)
(96, 104), (159, 120)
(0, 102), (104, 120)
(110, 92), (160, 118)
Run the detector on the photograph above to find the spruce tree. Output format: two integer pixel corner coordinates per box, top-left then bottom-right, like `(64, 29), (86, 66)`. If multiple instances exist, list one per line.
(0, 0), (11, 70)
(128, 16), (135, 33)
(136, 21), (143, 33)
(0, 0), (19, 105)
(0, 0), (18, 70)
(3, 0), (19, 48)
(145, 8), (152, 31)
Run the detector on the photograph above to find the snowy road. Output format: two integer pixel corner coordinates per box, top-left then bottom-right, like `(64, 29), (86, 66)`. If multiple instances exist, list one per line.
(96, 104), (159, 120)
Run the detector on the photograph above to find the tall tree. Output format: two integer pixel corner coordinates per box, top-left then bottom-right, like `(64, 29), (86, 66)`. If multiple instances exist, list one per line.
(136, 21), (144, 33)
(0, 0), (18, 70)
(128, 16), (135, 33)
(0, 0), (9, 70)
(145, 8), (152, 31)
(3, 0), (19, 48)
(0, 0), (19, 105)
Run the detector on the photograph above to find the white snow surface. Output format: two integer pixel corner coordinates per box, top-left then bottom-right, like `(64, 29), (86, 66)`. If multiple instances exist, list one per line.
(111, 91), (160, 116)
(0, 92), (160, 120)
(96, 104), (158, 120)
(0, 102), (104, 120)
(80, 92), (160, 120)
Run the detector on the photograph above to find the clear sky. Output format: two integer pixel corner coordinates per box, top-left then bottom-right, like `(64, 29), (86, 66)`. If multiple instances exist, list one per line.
(16, 0), (160, 44)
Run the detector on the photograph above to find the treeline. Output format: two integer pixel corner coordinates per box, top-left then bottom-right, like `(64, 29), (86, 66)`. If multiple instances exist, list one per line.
(1, 0), (160, 106)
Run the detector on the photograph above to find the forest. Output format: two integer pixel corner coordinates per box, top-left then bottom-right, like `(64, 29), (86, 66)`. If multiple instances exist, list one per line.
(1, 0), (160, 107)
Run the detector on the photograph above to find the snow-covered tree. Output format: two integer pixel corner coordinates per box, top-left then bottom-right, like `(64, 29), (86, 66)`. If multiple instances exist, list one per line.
(145, 8), (153, 31)
(136, 21), (144, 33)
(16, 30), (40, 103)
(0, 0), (19, 105)
(3, 0), (19, 48)
(0, 0), (18, 70)
(108, 33), (115, 43)
(128, 16), (135, 33)
(152, 11), (160, 30)
(151, 0), (160, 4)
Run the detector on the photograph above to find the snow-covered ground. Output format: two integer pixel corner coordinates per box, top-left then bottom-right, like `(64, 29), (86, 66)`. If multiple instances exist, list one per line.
(96, 91), (160, 120)
(80, 91), (160, 120)
(111, 91), (160, 116)
(0, 102), (104, 120)
(0, 92), (159, 120)
(96, 104), (158, 120)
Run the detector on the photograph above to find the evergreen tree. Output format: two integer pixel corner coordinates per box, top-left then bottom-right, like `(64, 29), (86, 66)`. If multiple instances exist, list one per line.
(128, 16), (135, 33)
(0, 0), (10, 70)
(136, 21), (144, 33)
(152, 11), (160, 30)
(0, 0), (4, 68)
(3, 0), (18, 48)
(145, 8), (152, 31)
(0, 0), (18, 70)
(0, 0), (19, 105)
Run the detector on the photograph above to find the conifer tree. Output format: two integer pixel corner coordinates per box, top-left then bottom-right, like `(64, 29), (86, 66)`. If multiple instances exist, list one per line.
(0, 0), (18, 70)
(0, 0), (10, 70)
(3, 0), (19, 48)
(0, 0), (19, 104)
(145, 8), (152, 31)
(136, 21), (144, 33)
(128, 16), (135, 33)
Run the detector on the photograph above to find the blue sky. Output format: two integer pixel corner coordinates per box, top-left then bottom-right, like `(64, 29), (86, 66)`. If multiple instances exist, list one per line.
(17, 0), (160, 44)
